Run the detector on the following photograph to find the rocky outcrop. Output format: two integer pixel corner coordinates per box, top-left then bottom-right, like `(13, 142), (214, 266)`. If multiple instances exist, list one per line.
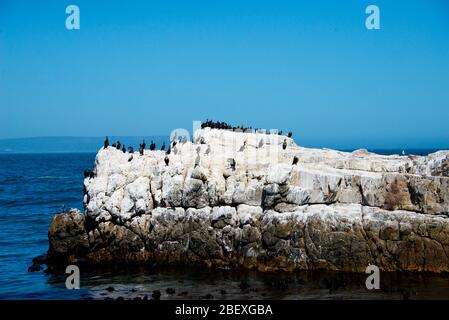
(47, 128), (449, 272)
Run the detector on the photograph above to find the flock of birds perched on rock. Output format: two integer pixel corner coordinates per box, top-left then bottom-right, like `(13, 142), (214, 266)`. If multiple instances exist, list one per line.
(88, 121), (298, 178)
(201, 119), (293, 138)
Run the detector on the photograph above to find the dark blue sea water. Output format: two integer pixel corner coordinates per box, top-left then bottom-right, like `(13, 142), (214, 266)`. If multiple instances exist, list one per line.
(1, 150), (449, 300)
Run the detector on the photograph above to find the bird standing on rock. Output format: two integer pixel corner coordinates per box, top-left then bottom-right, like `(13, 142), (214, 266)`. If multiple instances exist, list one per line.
(139, 144), (144, 156)
(282, 139), (287, 150)
(116, 141), (121, 150)
(164, 155), (169, 166)
(122, 144), (126, 153)
(287, 131), (293, 138)
(292, 156), (298, 165)
(104, 136), (109, 149)
(128, 147), (134, 161)
(150, 141), (156, 151)
(161, 142), (166, 151)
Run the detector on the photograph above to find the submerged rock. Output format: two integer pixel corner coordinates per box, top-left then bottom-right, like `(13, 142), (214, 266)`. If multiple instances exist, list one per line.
(47, 129), (449, 272)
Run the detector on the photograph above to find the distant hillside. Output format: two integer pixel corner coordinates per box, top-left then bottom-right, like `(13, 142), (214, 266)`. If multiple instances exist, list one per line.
(0, 136), (169, 154)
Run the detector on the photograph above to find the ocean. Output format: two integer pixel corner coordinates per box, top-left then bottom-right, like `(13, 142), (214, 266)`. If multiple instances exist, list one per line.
(1, 150), (449, 300)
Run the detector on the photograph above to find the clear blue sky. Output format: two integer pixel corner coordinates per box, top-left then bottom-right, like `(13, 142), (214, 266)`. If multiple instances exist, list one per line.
(1, 0), (448, 149)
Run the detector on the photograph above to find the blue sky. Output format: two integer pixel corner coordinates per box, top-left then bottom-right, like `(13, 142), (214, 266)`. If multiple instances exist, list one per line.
(0, 0), (448, 149)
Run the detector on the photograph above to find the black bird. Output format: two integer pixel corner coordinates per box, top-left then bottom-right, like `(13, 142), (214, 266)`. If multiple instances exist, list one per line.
(139, 144), (144, 156)
(149, 141), (156, 151)
(228, 158), (236, 171)
(166, 147), (171, 155)
(164, 155), (169, 166)
(122, 144), (126, 153)
(138, 140), (146, 155)
(287, 131), (293, 138)
(116, 141), (121, 150)
(112, 143), (116, 148)
(282, 139), (287, 150)
(161, 142), (166, 151)
(127, 146), (134, 161)
(172, 140), (177, 148)
(292, 156), (299, 165)
(104, 136), (109, 149)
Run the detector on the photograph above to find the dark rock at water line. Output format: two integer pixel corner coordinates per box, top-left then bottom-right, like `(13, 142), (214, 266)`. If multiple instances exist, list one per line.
(28, 263), (43, 272)
(166, 288), (175, 295)
(152, 290), (161, 300)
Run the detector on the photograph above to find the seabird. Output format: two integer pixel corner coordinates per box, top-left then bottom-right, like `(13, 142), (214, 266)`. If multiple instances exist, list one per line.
(128, 154), (134, 162)
(149, 141), (155, 151)
(228, 158), (236, 171)
(122, 144), (126, 153)
(282, 139), (287, 150)
(287, 131), (293, 138)
(139, 144), (144, 156)
(116, 141), (121, 150)
(161, 142), (166, 151)
(164, 155), (169, 166)
(292, 156), (299, 165)
(112, 143), (116, 148)
(142, 139), (146, 150)
(166, 147), (171, 155)
(104, 136), (109, 149)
